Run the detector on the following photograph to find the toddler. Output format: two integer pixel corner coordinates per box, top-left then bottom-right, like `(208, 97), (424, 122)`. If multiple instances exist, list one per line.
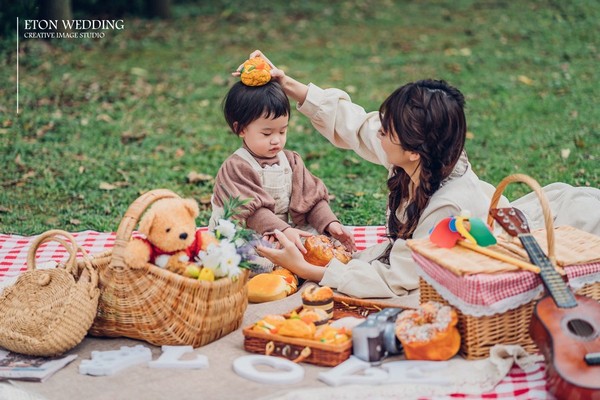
(210, 81), (355, 256)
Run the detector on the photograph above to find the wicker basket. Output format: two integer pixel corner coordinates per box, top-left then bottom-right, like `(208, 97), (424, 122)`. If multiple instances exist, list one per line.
(419, 278), (539, 359)
(243, 296), (409, 366)
(0, 230), (100, 356)
(88, 189), (249, 348)
(413, 174), (600, 359)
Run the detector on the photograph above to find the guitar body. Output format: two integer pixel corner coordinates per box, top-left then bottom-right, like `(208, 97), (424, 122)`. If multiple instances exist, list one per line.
(530, 294), (600, 400)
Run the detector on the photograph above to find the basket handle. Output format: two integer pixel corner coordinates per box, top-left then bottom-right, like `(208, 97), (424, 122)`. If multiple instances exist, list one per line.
(110, 189), (181, 270)
(27, 229), (80, 273)
(26, 229), (99, 298)
(486, 174), (555, 264)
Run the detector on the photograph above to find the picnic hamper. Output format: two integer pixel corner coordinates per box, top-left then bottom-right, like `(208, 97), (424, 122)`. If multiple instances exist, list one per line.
(409, 174), (600, 360)
(0, 230), (100, 356)
(88, 189), (249, 348)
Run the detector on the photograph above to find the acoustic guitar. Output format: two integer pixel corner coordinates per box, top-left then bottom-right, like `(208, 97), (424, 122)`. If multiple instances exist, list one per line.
(490, 207), (600, 400)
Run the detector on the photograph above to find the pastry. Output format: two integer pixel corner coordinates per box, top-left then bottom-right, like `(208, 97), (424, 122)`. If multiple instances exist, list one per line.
(314, 325), (352, 345)
(395, 301), (460, 361)
(247, 273), (296, 303)
(303, 235), (351, 266)
(240, 57), (272, 86)
(301, 285), (334, 321)
(298, 308), (330, 326)
(252, 314), (286, 335)
(271, 267), (298, 295)
(277, 318), (316, 339)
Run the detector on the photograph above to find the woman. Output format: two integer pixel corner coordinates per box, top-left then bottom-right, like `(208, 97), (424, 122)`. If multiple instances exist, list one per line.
(249, 51), (600, 302)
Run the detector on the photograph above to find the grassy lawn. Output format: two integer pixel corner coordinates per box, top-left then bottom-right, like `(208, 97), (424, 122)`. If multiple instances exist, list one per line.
(1, 0), (598, 235)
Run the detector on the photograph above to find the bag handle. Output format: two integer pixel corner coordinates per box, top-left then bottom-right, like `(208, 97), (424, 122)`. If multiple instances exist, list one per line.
(110, 189), (181, 270)
(486, 173), (556, 265)
(26, 229), (99, 298)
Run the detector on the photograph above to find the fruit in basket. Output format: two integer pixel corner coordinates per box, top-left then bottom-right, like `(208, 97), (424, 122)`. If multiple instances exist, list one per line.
(197, 267), (215, 282)
(240, 56), (272, 86)
(124, 197), (203, 276)
(303, 235), (351, 267)
(184, 264), (200, 279)
(395, 301), (460, 361)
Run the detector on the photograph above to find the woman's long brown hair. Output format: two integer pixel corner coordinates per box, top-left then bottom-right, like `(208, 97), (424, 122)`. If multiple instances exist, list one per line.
(380, 79), (466, 242)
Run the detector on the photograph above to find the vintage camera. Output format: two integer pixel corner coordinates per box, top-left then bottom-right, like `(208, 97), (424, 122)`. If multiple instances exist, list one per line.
(352, 307), (403, 364)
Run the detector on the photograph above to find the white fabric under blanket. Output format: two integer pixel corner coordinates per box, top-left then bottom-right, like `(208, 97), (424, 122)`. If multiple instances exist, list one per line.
(261, 345), (544, 400)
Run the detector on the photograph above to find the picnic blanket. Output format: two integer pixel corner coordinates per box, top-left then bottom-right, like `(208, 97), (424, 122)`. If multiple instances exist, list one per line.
(0, 228), (552, 400)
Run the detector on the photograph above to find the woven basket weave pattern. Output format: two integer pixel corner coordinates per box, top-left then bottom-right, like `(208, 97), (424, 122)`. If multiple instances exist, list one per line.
(88, 189), (249, 347)
(0, 230), (100, 356)
(415, 174), (600, 360)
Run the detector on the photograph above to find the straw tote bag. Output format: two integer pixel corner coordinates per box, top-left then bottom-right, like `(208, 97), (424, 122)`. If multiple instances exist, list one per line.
(0, 230), (100, 356)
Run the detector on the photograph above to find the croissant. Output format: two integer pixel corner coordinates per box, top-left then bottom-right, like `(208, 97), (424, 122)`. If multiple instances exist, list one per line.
(303, 235), (351, 266)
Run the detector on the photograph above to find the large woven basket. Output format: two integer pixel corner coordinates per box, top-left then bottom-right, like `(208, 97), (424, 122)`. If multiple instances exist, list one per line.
(414, 174), (600, 359)
(0, 230), (100, 356)
(88, 189), (249, 348)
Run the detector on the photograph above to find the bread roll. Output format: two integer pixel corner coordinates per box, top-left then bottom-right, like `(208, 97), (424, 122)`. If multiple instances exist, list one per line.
(247, 273), (294, 303)
(303, 235), (351, 266)
(395, 301), (460, 361)
(301, 285), (334, 320)
(277, 318), (316, 339)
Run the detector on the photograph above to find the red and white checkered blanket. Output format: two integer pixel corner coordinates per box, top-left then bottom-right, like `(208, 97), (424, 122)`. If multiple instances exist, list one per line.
(0, 227), (389, 280)
(0, 227), (551, 399)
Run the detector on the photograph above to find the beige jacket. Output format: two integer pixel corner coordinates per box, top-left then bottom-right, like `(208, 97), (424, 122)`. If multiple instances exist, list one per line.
(297, 84), (500, 301)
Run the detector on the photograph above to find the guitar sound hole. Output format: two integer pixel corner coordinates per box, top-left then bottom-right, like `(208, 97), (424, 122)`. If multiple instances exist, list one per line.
(567, 319), (595, 338)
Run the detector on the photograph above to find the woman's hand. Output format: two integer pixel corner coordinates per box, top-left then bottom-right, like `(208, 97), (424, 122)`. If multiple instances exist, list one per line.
(232, 49), (309, 104)
(281, 227), (312, 253)
(256, 229), (326, 282)
(232, 49), (286, 81)
(326, 221), (357, 253)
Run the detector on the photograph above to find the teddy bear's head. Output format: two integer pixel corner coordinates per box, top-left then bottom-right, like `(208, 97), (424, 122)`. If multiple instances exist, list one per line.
(138, 197), (200, 253)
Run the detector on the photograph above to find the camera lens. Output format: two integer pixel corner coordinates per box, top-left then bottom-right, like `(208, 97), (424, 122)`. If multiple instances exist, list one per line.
(383, 322), (402, 356)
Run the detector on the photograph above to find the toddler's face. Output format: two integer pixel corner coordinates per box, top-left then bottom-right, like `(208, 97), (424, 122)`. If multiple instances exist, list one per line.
(240, 114), (288, 158)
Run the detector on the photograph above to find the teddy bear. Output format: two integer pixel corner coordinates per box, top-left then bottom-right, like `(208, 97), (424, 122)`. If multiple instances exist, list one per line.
(124, 197), (203, 275)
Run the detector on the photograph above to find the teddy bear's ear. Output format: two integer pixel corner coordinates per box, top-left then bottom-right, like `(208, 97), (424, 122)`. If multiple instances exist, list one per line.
(183, 198), (200, 219)
(138, 209), (155, 236)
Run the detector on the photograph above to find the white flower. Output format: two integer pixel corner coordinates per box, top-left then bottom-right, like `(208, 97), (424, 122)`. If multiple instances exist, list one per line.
(191, 215), (259, 281)
(219, 239), (241, 277)
(195, 243), (222, 276)
(215, 219), (236, 239)
(223, 253), (242, 277)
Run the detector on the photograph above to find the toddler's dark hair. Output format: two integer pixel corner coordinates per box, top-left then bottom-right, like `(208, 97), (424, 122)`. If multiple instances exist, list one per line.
(223, 81), (290, 135)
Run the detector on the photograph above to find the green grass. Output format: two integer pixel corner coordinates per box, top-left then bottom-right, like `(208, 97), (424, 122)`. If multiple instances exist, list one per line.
(1, 0), (598, 235)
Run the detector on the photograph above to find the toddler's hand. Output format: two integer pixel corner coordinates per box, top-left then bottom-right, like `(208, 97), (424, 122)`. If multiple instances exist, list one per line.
(281, 227), (312, 254)
(326, 222), (357, 253)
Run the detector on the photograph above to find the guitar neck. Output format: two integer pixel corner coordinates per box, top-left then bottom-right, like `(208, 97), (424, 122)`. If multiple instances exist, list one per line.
(519, 235), (577, 308)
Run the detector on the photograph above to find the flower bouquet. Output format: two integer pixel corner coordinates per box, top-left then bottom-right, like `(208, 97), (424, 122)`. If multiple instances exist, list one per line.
(186, 196), (269, 282)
